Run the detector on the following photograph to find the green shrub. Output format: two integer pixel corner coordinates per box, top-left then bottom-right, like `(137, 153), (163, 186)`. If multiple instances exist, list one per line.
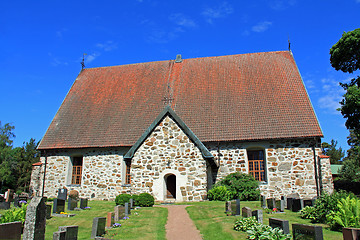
(137, 193), (154, 207)
(234, 216), (260, 231)
(115, 193), (131, 206)
(300, 206), (317, 221)
(131, 194), (140, 206)
(217, 172), (260, 201)
(327, 196), (360, 230)
(0, 204), (28, 224)
(207, 185), (235, 201)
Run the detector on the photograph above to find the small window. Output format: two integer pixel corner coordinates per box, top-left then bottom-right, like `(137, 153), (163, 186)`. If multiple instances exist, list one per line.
(125, 161), (131, 184)
(72, 156), (83, 185)
(247, 150), (266, 181)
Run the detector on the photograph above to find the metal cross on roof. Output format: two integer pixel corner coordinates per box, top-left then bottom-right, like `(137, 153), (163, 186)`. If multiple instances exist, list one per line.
(162, 96), (174, 105)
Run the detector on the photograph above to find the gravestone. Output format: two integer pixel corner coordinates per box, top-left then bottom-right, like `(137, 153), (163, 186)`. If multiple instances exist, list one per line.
(130, 198), (134, 209)
(275, 199), (285, 212)
(46, 204), (52, 219)
(225, 201), (231, 214)
(80, 198), (88, 209)
(53, 199), (66, 213)
(281, 196), (287, 209)
(91, 217), (106, 239)
(292, 223), (323, 240)
(286, 198), (293, 210)
(252, 209), (263, 224)
(106, 212), (114, 228)
(261, 195), (266, 209)
(23, 197), (47, 240)
(68, 198), (78, 211)
(231, 199), (240, 216)
(0, 201), (10, 210)
(242, 207), (252, 218)
(343, 227), (360, 240)
(5, 189), (14, 202)
(57, 188), (68, 201)
(13, 196), (19, 208)
(58, 225), (78, 240)
(291, 198), (303, 212)
(267, 198), (276, 209)
(114, 206), (125, 221)
(269, 218), (290, 234)
(125, 202), (131, 217)
(53, 230), (66, 240)
(0, 221), (22, 240)
(303, 199), (313, 207)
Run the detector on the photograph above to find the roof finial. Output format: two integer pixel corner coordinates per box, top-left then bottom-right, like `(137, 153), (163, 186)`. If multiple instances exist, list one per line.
(81, 53), (87, 70)
(175, 54), (182, 63)
(288, 36), (291, 51)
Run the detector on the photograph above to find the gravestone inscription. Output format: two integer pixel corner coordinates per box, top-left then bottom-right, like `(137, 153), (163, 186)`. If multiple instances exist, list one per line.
(91, 217), (106, 239)
(292, 223), (323, 240)
(23, 197), (46, 240)
(269, 218), (290, 234)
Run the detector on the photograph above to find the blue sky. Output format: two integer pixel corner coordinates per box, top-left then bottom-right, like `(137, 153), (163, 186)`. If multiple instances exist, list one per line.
(1, 0), (359, 153)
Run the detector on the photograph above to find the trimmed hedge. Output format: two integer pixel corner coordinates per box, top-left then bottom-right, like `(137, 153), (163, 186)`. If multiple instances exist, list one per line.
(137, 193), (154, 207)
(115, 193), (131, 206)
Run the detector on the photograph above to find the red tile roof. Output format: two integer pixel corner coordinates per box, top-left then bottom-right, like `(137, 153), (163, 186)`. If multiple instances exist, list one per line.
(38, 51), (323, 150)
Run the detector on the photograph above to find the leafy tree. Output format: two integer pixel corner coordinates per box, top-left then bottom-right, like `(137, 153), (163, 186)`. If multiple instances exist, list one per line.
(338, 130), (360, 182)
(321, 139), (345, 164)
(330, 28), (360, 136)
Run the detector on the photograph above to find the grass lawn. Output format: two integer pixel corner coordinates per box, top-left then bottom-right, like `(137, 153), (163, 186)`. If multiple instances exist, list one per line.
(186, 201), (343, 240)
(45, 200), (167, 240)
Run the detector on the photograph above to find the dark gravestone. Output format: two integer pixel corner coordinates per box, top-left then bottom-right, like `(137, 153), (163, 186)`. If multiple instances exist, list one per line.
(80, 198), (88, 209)
(303, 199), (313, 207)
(53, 199), (66, 213)
(14, 196), (19, 208)
(68, 198), (78, 211)
(291, 199), (303, 212)
(58, 225), (78, 240)
(287, 198), (293, 210)
(261, 195), (266, 209)
(23, 197), (47, 240)
(252, 210), (263, 224)
(57, 189), (68, 201)
(46, 204), (52, 219)
(53, 230), (66, 240)
(343, 227), (360, 240)
(0, 221), (22, 240)
(231, 199), (240, 216)
(0, 201), (10, 210)
(125, 202), (131, 217)
(269, 218), (290, 234)
(242, 207), (252, 218)
(267, 198), (276, 209)
(91, 217), (106, 239)
(114, 206), (125, 221)
(292, 223), (323, 240)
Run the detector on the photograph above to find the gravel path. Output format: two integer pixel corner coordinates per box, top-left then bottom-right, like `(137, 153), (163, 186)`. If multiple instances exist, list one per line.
(160, 205), (203, 240)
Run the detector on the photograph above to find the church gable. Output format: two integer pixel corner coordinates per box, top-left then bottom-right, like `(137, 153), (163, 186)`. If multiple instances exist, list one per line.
(130, 115), (210, 201)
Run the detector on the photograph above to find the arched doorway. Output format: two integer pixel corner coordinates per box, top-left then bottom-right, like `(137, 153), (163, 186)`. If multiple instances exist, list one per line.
(165, 174), (176, 199)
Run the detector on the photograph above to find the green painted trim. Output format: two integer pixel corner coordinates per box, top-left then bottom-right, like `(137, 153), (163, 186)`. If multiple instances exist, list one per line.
(124, 106), (214, 160)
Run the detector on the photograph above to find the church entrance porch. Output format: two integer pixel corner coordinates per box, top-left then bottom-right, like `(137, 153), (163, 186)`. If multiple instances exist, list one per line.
(165, 174), (176, 199)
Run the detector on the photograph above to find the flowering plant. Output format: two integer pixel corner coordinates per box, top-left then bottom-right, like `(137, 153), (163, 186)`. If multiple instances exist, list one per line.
(272, 208), (278, 212)
(113, 223), (121, 228)
(123, 216), (129, 220)
(60, 212), (68, 215)
(19, 200), (27, 204)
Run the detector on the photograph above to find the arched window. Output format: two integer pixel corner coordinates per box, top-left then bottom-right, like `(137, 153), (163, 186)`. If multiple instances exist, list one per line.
(247, 150), (266, 182)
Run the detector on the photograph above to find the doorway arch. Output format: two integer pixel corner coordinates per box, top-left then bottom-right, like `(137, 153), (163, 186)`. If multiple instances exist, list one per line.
(165, 174), (176, 199)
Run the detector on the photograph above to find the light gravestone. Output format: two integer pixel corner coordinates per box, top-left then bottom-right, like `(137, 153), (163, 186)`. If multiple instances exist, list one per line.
(58, 225), (78, 240)
(53, 199), (66, 213)
(23, 197), (46, 240)
(252, 210), (263, 224)
(0, 221), (22, 240)
(231, 199), (240, 216)
(275, 199), (285, 212)
(114, 206), (125, 221)
(292, 223), (323, 240)
(242, 207), (252, 218)
(5, 189), (14, 202)
(125, 202), (131, 217)
(261, 195), (266, 209)
(58, 189), (68, 201)
(343, 227), (360, 240)
(225, 201), (232, 215)
(269, 218), (290, 234)
(80, 198), (88, 209)
(53, 230), (66, 240)
(91, 217), (106, 239)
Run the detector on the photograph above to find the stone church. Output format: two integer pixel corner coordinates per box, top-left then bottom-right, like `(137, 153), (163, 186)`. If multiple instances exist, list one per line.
(30, 51), (334, 201)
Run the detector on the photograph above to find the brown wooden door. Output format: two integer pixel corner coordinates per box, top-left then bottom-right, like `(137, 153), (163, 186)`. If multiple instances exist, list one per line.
(166, 175), (176, 199)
